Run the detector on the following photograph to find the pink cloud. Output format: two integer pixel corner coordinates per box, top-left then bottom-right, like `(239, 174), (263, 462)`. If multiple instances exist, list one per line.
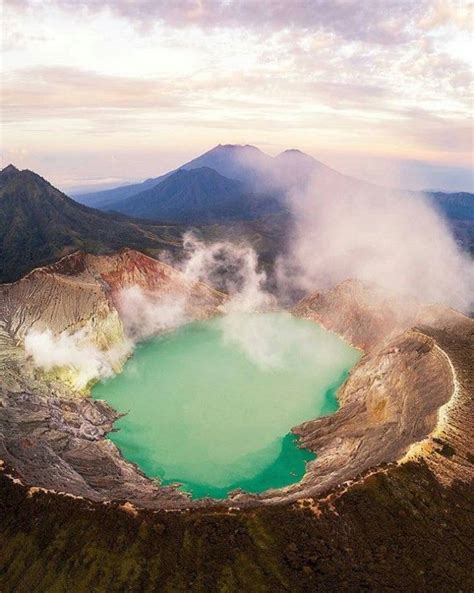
(7, 0), (436, 45)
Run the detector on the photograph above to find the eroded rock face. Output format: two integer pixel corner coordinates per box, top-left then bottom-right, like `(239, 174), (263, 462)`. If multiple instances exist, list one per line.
(413, 321), (474, 487)
(292, 279), (410, 350)
(0, 255), (472, 510)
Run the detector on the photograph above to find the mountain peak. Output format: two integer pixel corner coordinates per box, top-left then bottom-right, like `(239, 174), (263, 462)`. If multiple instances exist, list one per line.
(275, 149), (327, 175)
(1, 164), (19, 174)
(2, 166), (55, 191)
(213, 143), (259, 150)
(1, 164), (20, 181)
(276, 149), (314, 161)
(207, 143), (262, 154)
(279, 149), (305, 155)
(0, 164), (24, 188)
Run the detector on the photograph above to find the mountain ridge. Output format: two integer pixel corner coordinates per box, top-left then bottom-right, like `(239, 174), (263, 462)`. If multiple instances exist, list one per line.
(74, 144), (473, 214)
(2, 155), (472, 283)
(104, 165), (286, 223)
(72, 144), (324, 208)
(0, 164), (288, 283)
(0, 165), (188, 283)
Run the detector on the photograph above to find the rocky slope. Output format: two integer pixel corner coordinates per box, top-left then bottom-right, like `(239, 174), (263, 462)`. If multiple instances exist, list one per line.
(289, 284), (473, 503)
(0, 251), (472, 591)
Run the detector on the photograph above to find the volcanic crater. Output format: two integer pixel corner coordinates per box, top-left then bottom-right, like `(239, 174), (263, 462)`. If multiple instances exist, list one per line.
(0, 248), (472, 513)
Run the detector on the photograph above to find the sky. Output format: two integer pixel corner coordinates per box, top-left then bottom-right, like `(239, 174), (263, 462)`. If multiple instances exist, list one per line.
(1, 0), (473, 193)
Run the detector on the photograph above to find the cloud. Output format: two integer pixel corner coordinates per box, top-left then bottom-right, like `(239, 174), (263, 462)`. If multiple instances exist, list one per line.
(8, 0), (472, 51)
(3, 0), (472, 190)
(7, 0), (438, 45)
(400, 114), (473, 154)
(419, 0), (474, 32)
(2, 67), (184, 112)
(105, 0), (431, 45)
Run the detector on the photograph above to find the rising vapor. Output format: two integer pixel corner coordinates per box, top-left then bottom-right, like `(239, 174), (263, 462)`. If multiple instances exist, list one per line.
(275, 169), (474, 312)
(24, 327), (132, 389)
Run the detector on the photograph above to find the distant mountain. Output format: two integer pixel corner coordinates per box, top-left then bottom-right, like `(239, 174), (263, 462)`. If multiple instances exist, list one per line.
(104, 166), (286, 223)
(0, 164), (292, 283)
(72, 173), (171, 209)
(426, 192), (474, 221)
(0, 165), (189, 283)
(182, 144), (275, 188)
(72, 144), (273, 209)
(70, 144), (473, 254)
(73, 144), (363, 225)
(73, 144), (337, 208)
(75, 143), (474, 209)
(425, 191), (474, 253)
(73, 144), (396, 218)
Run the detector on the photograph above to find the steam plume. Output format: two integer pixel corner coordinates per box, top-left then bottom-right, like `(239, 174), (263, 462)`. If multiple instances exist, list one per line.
(24, 171), (473, 386)
(24, 328), (132, 389)
(275, 169), (474, 311)
(181, 232), (274, 313)
(117, 287), (189, 341)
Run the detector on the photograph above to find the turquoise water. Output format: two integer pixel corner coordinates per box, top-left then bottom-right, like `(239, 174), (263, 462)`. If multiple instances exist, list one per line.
(93, 312), (359, 499)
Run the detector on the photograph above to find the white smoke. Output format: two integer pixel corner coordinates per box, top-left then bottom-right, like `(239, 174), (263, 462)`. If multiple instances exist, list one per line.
(115, 233), (274, 339)
(117, 286), (189, 341)
(181, 232), (273, 312)
(276, 172), (474, 312)
(179, 233), (284, 367)
(24, 174), (473, 388)
(115, 233), (279, 369)
(24, 327), (132, 389)
(122, 233), (340, 371)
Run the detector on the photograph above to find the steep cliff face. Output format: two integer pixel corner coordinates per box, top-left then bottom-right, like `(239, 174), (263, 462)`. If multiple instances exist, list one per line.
(292, 279), (416, 350)
(0, 259), (120, 395)
(406, 321), (474, 487)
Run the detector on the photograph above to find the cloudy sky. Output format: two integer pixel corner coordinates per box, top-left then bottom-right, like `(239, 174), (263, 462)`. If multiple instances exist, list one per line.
(2, 0), (473, 192)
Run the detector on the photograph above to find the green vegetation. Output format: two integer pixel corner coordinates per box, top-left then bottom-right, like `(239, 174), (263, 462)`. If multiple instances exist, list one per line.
(0, 461), (472, 592)
(0, 167), (185, 283)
